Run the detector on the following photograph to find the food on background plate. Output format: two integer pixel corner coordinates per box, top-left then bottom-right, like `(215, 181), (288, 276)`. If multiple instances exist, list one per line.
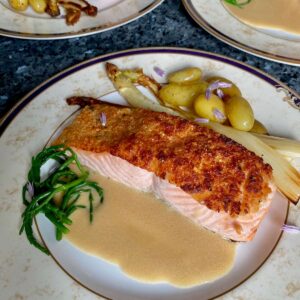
(223, 0), (300, 36)
(9, 0), (29, 11)
(46, 0), (60, 16)
(8, 0), (97, 25)
(29, 0), (47, 13)
(223, 0), (252, 8)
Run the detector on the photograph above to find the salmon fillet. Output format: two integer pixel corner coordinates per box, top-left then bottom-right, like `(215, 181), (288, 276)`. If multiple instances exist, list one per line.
(54, 98), (275, 241)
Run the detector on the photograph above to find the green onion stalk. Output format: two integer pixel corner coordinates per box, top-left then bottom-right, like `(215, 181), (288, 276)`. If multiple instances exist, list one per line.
(20, 145), (104, 255)
(223, 0), (252, 8)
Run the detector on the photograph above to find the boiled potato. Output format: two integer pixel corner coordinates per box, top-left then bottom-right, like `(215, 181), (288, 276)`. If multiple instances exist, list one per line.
(29, 0), (46, 13)
(206, 76), (242, 99)
(250, 120), (268, 134)
(194, 94), (226, 123)
(9, 0), (28, 10)
(225, 96), (254, 131)
(168, 67), (202, 83)
(158, 81), (208, 107)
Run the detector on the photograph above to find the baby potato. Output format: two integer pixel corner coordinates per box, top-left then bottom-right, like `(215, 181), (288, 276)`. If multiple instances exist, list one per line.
(168, 67), (202, 83)
(250, 120), (268, 134)
(225, 96), (254, 131)
(9, 0), (28, 10)
(29, 0), (47, 13)
(206, 76), (242, 99)
(158, 82), (207, 107)
(194, 94), (226, 123)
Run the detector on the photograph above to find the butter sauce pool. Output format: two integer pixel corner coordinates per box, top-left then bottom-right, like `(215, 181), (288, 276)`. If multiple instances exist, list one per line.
(224, 0), (300, 36)
(66, 169), (236, 287)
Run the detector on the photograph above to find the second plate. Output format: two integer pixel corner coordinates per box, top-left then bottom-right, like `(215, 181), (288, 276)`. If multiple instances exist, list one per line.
(0, 0), (163, 39)
(183, 0), (300, 65)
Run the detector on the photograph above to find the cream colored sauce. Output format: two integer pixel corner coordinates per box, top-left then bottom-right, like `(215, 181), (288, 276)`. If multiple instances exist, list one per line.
(66, 170), (236, 287)
(224, 0), (300, 35)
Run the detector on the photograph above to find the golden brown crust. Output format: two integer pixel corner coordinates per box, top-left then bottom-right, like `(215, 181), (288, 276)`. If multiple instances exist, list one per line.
(54, 103), (273, 216)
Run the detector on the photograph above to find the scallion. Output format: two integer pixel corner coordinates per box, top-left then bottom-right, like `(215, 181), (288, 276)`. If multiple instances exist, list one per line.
(20, 145), (104, 255)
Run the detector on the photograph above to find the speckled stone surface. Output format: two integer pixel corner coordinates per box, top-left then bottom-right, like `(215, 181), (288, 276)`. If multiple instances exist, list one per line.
(0, 0), (300, 117)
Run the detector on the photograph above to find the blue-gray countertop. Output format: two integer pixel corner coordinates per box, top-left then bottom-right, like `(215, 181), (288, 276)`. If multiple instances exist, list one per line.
(0, 0), (299, 117)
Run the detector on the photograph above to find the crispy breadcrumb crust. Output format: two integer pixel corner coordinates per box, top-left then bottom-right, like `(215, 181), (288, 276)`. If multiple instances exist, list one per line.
(54, 103), (273, 216)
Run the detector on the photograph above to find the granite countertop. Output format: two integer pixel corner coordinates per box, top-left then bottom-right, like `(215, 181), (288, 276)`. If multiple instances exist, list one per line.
(0, 1), (300, 300)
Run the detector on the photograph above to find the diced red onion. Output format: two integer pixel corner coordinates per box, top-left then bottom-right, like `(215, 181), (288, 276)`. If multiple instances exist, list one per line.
(26, 182), (34, 198)
(282, 224), (300, 233)
(213, 108), (226, 122)
(205, 80), (232, 100)
(153, 66), (165, 77)
(216, 88), (224, 99)
(49, 166), (58, 175)
(205, 88), (212, 100)
(100, 112), (107, 127)
(214, 81), (232, 89)
(194, 117), (210, 124)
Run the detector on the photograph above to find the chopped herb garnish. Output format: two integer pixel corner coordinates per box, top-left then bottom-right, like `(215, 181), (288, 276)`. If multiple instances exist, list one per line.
(99, 112), (107, 127)
(20, 145), (104, 255)
(224, 0), (252, 8)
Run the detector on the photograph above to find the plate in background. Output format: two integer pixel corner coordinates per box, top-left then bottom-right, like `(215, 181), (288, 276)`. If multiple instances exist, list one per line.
(183, 0), (300, 65)
(0, 0), (163, 39)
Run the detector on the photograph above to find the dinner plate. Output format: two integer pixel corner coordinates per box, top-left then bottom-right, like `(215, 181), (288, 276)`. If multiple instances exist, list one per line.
(1, 48), (300, 300)
(0, 0), (163, 39)
(182, 0), (300, 66)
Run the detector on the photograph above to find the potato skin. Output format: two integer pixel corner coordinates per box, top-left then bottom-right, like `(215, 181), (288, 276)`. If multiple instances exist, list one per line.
(250, 120), (268, 134)
(194, 94), (226, 123)
(168, 67), (202, 83)
(29, 0), (46, 13)
(9, 0), (28, 11)
(158, 82), (207, 107)
(225, 96), (254, 131)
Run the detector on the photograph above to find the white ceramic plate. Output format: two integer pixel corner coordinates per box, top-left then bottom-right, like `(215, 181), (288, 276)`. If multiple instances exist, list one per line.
(221, 2), (300, 43)
(0, 0), (163, 39)
(1, 48), (300, 300)
(182, 0), (300, 65)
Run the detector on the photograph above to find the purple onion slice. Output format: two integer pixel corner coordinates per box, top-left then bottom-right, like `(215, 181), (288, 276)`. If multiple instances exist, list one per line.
(100, 112), (107, 127)
(153, 66), (165, 77)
